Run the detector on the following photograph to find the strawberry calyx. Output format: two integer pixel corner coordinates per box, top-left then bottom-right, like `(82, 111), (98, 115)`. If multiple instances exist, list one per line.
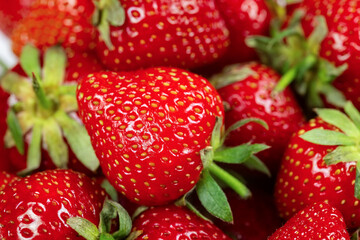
(246, 9), (348, 109)
(300, 101), (360, 199)
(67, 198), (133, 240)
(1, 45), (99, 174)
(210, 64), (255, 89)
(92, 0), (126, 50)
(194, 117), (270, 223)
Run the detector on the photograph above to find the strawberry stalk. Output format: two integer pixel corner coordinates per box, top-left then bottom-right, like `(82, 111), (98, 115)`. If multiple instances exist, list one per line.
(301, 101), (360, 199)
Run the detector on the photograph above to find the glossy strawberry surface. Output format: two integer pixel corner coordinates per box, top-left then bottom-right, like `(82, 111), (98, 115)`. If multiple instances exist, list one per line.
(96, 0), (229, 71)
(0, 0), (33, 36)
(299, 0), (360, 109)
(0, 171), (19, 191)
(0, 169), (106, 239)
(131, 205), (231, 239)
(269, 202), (350, 240)
(216, 62), (304, 173)
(77, 67), (224, 206)
(275, 118), (360, 229)
(11, 0), (96, 56)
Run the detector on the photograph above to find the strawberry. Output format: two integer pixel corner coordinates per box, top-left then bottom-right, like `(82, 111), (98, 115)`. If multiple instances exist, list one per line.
(0, 169), (107, 239)
(95, 0), (230, 71)
(130, 205), (231, 239)
(0, 171), (19, 191)
(274, 102), (360, 229)
(77, 67), (270, 222)
(215, 0), (271, 64)
(0, 45), (102, 175)
(11, 0), (96, 56)
(212, 62), (304, 174)
(269, 202), (350, 240)
(0, 0), (33, 36)
(248, 0), (360, 110)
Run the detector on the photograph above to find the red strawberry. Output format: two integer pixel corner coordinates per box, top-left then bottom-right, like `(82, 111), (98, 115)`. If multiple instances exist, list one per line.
(212, 62), (304, 174)
(77, 67), (224, 206)
(130, 205), (231, 239)
(95, 0), (229, 71)
(0, 169), (107, 239)
(269, 202), (350, 240)
(274, 113), (360, 228)
(215, 0), (271, 64)
(11, 0), (96, 56)
(0, 0), (33, 36)
(0, 46), (102, 175)
(0, 171), (19, 191)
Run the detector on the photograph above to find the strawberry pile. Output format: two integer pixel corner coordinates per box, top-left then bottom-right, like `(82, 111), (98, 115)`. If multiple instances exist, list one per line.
(1, 0), (360, 239)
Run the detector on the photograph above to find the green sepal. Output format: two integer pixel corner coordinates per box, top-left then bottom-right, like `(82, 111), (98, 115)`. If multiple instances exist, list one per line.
(196, 169), (233, 223)
(351, 228), (360, 240)
(224, 118), (268, 142)
(300, 129), (356, 146)
(20, 45), (41, 79)
(42, 118), (69, 168)
(93, 0), (126, 50)
(67, 217), (100, 240)
(244, 155), (271, 177)
(314, 108), (360, 138)
(32, 73), (54, 110)
(18, 122), (43, 175)
(324, 146), (360, 165)
(101, 179), (119, 202)
(0, 57), (8, 77)
(210, 117), (223, 150)
(131, 206), (148, 220)
(213, 143), (269, 164)
(43, 46), (67, 87)
(0, 72), (34, 101)
(125, 231), (143, 240)
(55, 110), (100, 171)
(345, 102), (360, 129)
(7, 108), (24, 155)
(355, 161), (360, 200)
(103, 200), (132, 239)
(318, 84), (347, 108)
(307, 16), (328, 54)
(210, 65), (255, 89)
(99, 233), (115, 240)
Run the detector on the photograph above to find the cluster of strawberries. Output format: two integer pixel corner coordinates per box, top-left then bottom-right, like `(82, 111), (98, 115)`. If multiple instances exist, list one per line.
(0, 0), (360, 239)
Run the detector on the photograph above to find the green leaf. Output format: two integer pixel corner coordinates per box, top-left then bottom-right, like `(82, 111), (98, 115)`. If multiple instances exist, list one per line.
(224, 118), (268, 141)
(18, 122), (43, 175)
(213, 144), (269, 164)
(101, 180), (118, 202)
(185, 200), (211, 222)
(300, 129), (356, 146)
(20, 45), (41, 79)
(55, 110), (100, 171)
(43, 46), (67, 87)
(351, 228), (360, 240)
(324, 146), (360, 165)
(196, 170), (233, 223)
(319, 84), (346, 108)
(0, 72), (33, 100)
(7, 109), (24, 155)
(315, 108), (360, 138)
(243, 155), (271, 177)
(67, 217), (99, 240)
(126, 231), (143, 240)
(210, 116), (223, 150)
(307, 16), (328, 54)
(200, 146), (214, 170)
(345, 101), (360, 130)
(210, 65), (255, 89)
(32, 73), (54, 110)
(355, 161), (360, 200)
(105, 200), (132, 239)
(42, 118), (69, 168)
(100, 233), (115, 240)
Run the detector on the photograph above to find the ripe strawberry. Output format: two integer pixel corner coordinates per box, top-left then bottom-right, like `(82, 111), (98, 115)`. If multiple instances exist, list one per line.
(11, 0), (96, 56)
(0, 0), (33, 36)
(0, 46), (102, 175)
(269, 202), (350, 240)
(274, 107), (360, 229)
(95, 0), (230, 71)
(77, 67), (224, 206)
(130, 205), (231, 239)
(0, 169), (107, 239)
(247, 0), (360, 110)
(0, 171), (19, 191)
(212, 62), (304, 174)
(215, 0), (271, 64)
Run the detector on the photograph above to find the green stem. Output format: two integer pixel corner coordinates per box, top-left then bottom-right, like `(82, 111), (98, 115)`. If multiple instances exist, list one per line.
(208, 163), (251, 198)
(273, 66), (298, 93)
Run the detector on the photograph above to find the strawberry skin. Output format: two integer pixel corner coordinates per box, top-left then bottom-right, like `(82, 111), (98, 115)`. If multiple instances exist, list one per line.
(269, 202), (350, 240)
(96, 0), (229, 71)
(0, 171), (19, 191)
(11, 0), (96, 56)
(77, 67), (224, 206)
(215, 62), (304, 173)
(274, 118), (360, 229)
(0, 169), (106, 239)
(0, 0), (33, 36)
(131, 205), (231, 239)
